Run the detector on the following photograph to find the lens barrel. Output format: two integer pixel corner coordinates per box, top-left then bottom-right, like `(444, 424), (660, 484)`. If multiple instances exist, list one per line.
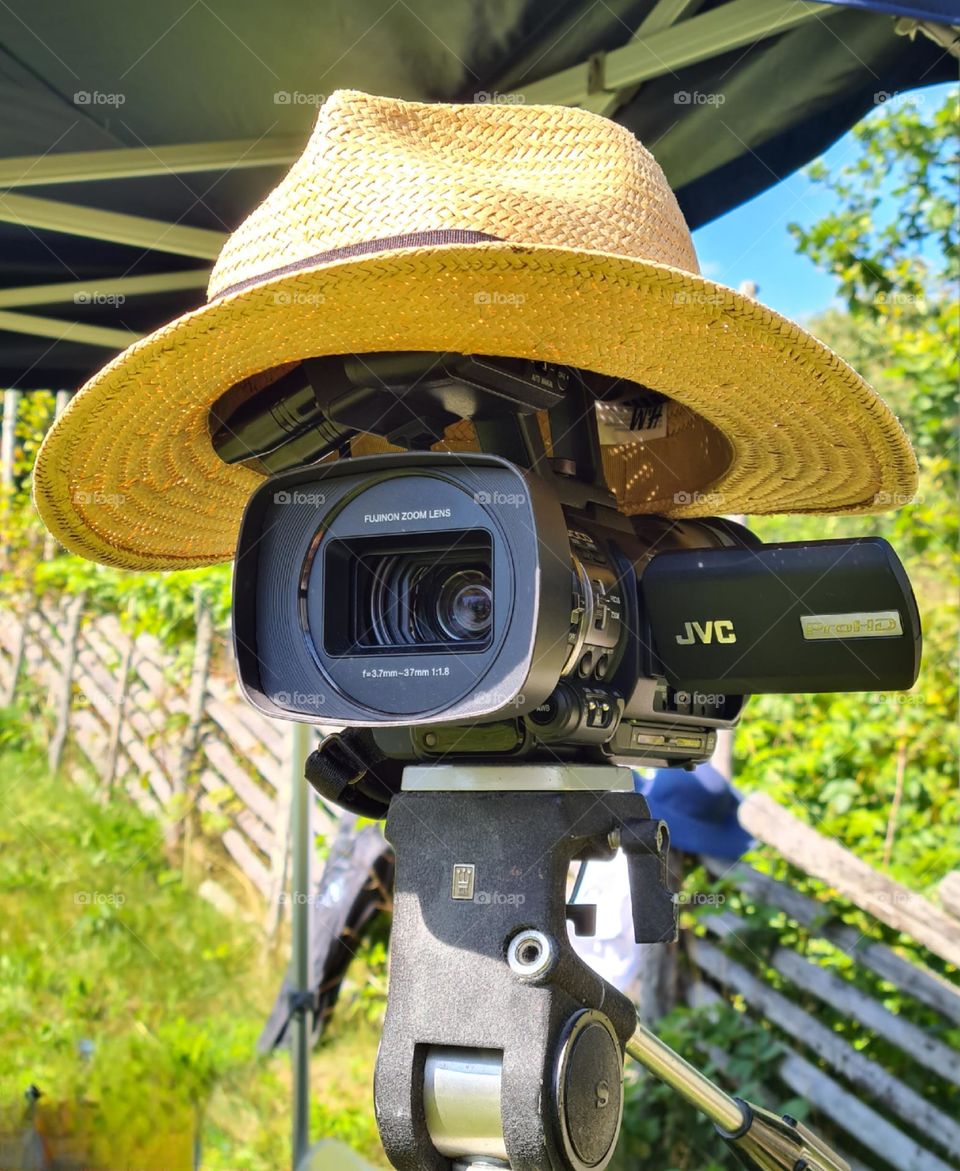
(362, 554), (493, 649)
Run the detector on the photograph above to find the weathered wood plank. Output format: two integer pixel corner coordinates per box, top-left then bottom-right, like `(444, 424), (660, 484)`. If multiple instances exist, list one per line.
(739, 793), (960, 967)
(0, 390), (19, 499)
(687, 983), (873, 1171)
(205, 679), (286, 766)
(108, 722), (173, 806)
(695, 978), (953, 1171)
(87, 623), (272, 813)
(94, 617), (288, 803)
(939, 872), (960, 922)
(72, 646), (173, 804)
(104, 620), (136, 795)
(69, 607), (291, 779)
(703, 858), (960, 1026)
(221, 828), (272, 896)
(3, 602), (287, 896)
(48, 593), (86, 774)
(205, 692), (285, 784)
(701, 910), (960, 1088)
(194, 767), (273, 859)
(171, 596), (214, 848)
(1, 600), (32, 705)
(778, 1051), (955, 1171)
(693, 938), (960, 1159)
(69, 709), (161, 816)
(201, 737), (277, 828)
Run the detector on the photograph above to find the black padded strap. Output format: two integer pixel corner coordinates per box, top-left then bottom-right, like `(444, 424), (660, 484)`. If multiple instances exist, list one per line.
(305, 729), (398, 818)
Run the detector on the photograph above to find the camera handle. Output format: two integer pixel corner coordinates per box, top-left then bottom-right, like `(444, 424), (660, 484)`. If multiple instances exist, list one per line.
(371, 762), (850, 1171)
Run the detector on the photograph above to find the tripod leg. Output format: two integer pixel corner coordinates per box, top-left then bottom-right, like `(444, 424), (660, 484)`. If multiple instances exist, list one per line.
(625, 1017), (850, 1171)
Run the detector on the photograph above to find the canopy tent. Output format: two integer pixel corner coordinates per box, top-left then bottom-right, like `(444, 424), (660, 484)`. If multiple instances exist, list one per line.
(0, 0), (955, 389)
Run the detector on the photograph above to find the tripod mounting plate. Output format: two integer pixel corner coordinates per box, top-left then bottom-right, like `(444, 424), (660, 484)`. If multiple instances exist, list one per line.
(400, 763), (635, 792)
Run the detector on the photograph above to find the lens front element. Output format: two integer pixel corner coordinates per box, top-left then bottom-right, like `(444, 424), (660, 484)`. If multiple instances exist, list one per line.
(436, 570), (494, 642)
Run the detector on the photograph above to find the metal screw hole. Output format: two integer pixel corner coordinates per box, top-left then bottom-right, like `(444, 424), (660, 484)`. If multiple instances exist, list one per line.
(518, 942), (541, 965)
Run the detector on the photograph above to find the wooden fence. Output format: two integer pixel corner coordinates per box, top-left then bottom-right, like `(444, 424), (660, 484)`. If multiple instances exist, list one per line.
(1, 587), (958, 1170)
(0, 593), (335, 917)
(691, 792), (960, 1171)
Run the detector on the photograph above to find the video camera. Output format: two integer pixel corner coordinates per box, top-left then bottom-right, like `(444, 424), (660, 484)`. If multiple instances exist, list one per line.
(223, 351), (920, 775)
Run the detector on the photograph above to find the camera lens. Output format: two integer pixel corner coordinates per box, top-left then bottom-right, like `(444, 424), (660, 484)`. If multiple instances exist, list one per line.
(325, 532), (495, 654)
(436, 570), (493, 641)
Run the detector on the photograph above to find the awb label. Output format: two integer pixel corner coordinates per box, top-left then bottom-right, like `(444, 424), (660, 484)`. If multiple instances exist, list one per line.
(800, 611), (903, 641)
(596, 400), (668, 444)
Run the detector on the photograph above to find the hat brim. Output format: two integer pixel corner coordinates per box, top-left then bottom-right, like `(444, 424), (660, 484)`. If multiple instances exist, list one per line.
(34, 242), (918, 570)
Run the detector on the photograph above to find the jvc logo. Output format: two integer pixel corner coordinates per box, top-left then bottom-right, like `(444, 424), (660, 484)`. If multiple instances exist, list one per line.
(675, 620), (737, 645)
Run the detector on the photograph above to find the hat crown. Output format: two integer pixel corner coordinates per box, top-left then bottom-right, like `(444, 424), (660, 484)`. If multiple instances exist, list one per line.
(208, 89), (699, 299)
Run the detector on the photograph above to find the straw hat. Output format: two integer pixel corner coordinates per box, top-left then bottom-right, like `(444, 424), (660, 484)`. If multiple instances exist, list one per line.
(34, 89), (917, 570)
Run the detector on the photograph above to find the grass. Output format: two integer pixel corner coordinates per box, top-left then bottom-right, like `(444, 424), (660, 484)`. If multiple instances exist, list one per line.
(0, 708), (388, 1170)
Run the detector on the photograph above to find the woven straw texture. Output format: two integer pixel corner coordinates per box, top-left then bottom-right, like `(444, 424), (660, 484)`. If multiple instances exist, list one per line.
(34, 89), (917, 570)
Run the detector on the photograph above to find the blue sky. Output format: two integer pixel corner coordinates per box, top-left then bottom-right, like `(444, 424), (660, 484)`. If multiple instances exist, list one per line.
(691, 81), (954, 323)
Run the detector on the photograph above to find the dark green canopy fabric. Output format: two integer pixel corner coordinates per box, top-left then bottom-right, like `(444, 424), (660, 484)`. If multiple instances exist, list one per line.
(0, 0), (953, 387)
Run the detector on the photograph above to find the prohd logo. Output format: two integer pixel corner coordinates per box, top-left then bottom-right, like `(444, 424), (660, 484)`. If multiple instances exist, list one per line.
(675, 620), (737, 645)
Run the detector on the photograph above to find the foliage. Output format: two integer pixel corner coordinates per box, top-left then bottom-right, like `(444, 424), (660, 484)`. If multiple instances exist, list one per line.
(614, 999), (788, 1171)
(788, 87), (958, 459)
(1, 389), (232, 648)
(0, 718), (386, 1170)
(31, 555), (233, 648)
(739, 86), (960, 890)
(616, 89), (960, 1168)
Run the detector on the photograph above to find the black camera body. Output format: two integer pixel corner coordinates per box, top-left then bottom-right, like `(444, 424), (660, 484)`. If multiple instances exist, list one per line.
(233, 450), (920, 769)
